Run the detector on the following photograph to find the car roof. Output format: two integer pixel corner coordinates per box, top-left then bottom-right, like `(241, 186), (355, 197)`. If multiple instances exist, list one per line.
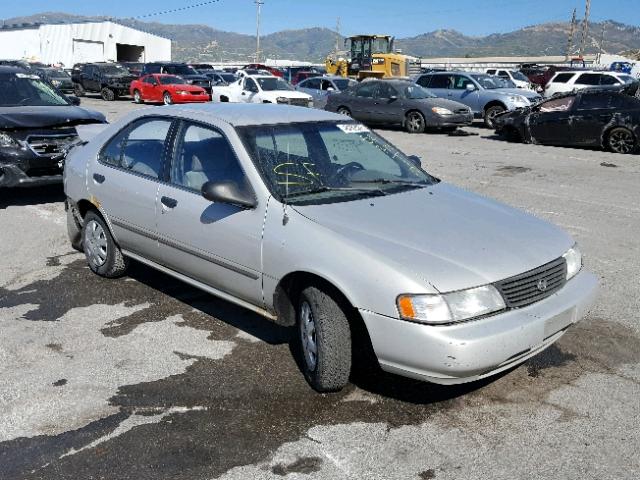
(0, 66), (28, 73)
(146, 103), (344, 127)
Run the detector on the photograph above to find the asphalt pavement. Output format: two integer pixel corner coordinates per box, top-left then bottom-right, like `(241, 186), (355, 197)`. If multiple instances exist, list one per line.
(0, 95), (639, 480)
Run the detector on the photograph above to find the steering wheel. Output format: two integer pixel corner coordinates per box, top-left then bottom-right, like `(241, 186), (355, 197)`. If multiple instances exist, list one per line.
(336, 161), (365, 178)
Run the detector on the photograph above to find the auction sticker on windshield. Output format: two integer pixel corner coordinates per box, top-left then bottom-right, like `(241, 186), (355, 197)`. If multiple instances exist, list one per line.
(337, 124), (370, 134)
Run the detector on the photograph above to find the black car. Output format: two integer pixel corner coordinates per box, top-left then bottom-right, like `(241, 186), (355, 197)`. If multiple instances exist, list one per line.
(72, 63), (137, 101)
(0, 67), (106, 188)
(33, 67), (74, 94)
(494, 88), (640, 154)
(119, 62), (144, 78)
(142, 62), (211, 94)
(325, 79), (473, 133)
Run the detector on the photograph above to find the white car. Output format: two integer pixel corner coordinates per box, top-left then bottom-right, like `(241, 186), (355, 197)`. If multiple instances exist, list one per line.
(544, 70), (634, 97)
(211, 75), (313, 107)
(486, 68), (535, 91)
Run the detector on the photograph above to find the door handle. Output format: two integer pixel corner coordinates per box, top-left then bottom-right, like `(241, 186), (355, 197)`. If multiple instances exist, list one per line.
(161, 196), (178, 209)
(93, 173), (105, 184)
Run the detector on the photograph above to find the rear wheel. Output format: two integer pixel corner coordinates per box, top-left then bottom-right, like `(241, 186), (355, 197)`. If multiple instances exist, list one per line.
(337, 106), (351, 117)
(405, 111), (426, 134)
(82, 211), (128, 278)
(607, 127), (637, 154)
(298, 286), (352, 392)
(133, 89), (143, 104)
(163, 92), (173, 105)
(101, 87), (116, 101)
(484, 105), (505, 128)
(73, 83), (85, 97)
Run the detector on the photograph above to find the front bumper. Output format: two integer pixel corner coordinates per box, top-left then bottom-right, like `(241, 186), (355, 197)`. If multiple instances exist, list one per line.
(360, 270), (598, 384)
(428, 113), (474, 127)
(0, 163), (62, 188)
(173, 93), (210, 103)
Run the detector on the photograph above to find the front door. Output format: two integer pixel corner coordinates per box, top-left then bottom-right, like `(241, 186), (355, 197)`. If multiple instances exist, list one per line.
(350, 82), (378, 122)
(527, 96), (577, 145)
(570, 93), (614, 146)
(156, 120), (265, 305)
(88, 117), (174, 264)
(372, 82), (402, 124)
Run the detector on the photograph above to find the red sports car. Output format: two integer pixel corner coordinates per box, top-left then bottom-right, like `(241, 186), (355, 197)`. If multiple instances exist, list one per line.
(130, 74), (209, 105)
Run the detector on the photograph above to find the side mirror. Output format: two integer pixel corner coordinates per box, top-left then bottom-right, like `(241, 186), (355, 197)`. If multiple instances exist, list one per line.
(202, 180), (256, 209)
(466, 83), (476, 91)
(68, 95), (81, 106)
(407, 155), (422, 167)
(326, 87), (335, 92)
(388, 95), (398, 102)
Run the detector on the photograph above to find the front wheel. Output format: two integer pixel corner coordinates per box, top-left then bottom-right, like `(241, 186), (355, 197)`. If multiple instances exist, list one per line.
(406, 111), (426, 134)
(298, 286), (352, 392)
(484, 105), (505, 128)
(82, 211), (128, 278)
(133, 89), (143, 104)
(337, 106), (351, 117)
(101, 87), (116, 101)
(73, 83), (85, 97)
(607, 127), (637, 154)
(163, 92), (173, 105)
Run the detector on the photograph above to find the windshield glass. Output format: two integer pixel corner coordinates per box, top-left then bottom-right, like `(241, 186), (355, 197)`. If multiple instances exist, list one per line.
(334, 79), (356, 90)
(405, 84), (436, 99)
(46, 69), (71, 80)
(159, 75), (185, 85)
(237, 122), (436, 205)
(256, 77), (293, 91)
(221, 73), (237, 82)
(511, 71), (529, 82)
(101, 65), (130, 75)
(0, 73), (69, 106)
(166, 65), (199, 76)
(470, 74), (503, 89)
(493, 76), (516, 88)
(617, 75), (635, 84)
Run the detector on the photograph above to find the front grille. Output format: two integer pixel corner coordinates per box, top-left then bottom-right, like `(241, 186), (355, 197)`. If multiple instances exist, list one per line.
(494, 257), (567, 309)
(26, 134), (77, 158)
(26, 166), (62, 177)
(454, 108), (470, 114)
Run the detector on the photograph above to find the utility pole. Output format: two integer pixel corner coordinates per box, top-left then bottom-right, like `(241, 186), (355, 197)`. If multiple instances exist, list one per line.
(579, 0), (591, 57)
(598, 22), (606, 57)
(565, 8), (577, 60)
(255, 0), (264, 63)
(335, 17), (341, 55)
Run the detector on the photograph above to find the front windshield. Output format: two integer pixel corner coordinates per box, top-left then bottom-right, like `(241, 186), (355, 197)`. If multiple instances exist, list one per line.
(166, 65), (199, 76)
(237, 121), (436, 205)
(405, 84), (436, 99)
(0, 73), (69, 107)
(511, 71), (529, 82)
(102, 65), (129, 75)
(159, 75), (186, 85)
(470, 74), (502, 89)
(334, 79), (356, 91)
(493, 76), (516, 88)
(46, 69), (71, 80)
(256, 77), (293, 91)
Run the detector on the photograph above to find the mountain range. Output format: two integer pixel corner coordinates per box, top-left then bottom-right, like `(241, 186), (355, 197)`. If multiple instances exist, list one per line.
(4, 12), (640, 62)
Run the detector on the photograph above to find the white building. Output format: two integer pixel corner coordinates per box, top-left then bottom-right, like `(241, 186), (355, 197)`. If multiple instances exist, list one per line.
(0, 20), (171, 67)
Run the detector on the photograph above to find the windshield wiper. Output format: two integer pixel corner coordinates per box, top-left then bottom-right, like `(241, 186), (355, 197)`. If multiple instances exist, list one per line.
(350, 179), (429, 187)
(283, 185), (386, 199)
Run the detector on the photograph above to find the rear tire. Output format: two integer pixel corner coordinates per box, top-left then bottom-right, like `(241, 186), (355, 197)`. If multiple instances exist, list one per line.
(298, 286), (352, 392)
(607, 127), (637, 154)
(163, 92), (173, 105)
(484, 105), (505, 128)
(405, 111), (426, 134)
(101, 87), (116, 102)
(82, 211), (128, 278)
(73, 83), (85, 97)
(133, 89), (143, 104)
(337, 106), (351, 117)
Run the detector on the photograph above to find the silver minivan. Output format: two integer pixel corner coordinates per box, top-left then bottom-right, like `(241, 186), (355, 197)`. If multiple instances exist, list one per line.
(65, 104), (598, 392)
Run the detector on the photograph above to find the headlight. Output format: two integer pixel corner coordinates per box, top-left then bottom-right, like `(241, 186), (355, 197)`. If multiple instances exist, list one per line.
(432, 107), (453, 116)
(0, 132), (17, 148)
(508, 95), (528, 104)
(276, 97), (288, 104)
(563, 244), (582, 280)
(397, 285), (506, 325)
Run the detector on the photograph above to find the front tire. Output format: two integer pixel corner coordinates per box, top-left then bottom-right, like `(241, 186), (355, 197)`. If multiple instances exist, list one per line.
(298, 286), (352, 392)
(607, 127), (637, 154)
(82, 211), (128, 278)
(337, 106), (351, 117)
(163, 92), (173, 105)
(133, 89), (143, 104)
(73, 83), (85, 97)
(406, 111), (426, 134)
(484, 105), (505, 128)
(101, 87), (116, 101)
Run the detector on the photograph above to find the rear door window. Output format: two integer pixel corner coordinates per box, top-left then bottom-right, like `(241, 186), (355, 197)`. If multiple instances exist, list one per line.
(303, 78), (321, 89)
(575, 74), (601, 86)
(599, 75), (620, 85)
(577, 93), (611, 110)
(426, 75), (451, 89)
(355, 82), (378, 98)
(551, 73), (575, 84)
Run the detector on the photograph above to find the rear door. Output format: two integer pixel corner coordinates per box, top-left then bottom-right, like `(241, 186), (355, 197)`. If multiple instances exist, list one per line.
(372, 82), (402, 124)
(88, 117), (174, 263)
(156, 120), (264, 305)
(570, 93), (614, 145)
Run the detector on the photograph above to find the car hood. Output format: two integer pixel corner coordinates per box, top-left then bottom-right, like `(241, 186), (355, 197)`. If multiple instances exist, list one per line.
(493, 88), (540, 99)
(262, 90), (312, 99)
(0, 106), (106, 129)
(414, 97), (470, 110)
(293, 183), (573, 292)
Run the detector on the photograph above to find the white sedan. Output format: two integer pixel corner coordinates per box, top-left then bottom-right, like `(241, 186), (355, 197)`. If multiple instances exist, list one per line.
(211, 75), (313, 107)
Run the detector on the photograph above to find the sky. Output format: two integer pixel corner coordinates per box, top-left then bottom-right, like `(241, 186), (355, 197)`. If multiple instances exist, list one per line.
(3, 0), (639, 38)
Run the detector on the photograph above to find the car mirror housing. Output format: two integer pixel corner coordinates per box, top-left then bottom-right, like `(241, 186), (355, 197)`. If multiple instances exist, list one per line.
(407, 155), (422, 167)
(202, 180), (257, 209)
(388, 95), (398, 101)
(466, 84), (476, 91)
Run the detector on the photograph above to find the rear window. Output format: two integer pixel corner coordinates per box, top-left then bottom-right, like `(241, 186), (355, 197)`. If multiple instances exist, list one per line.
(577, 93), (611, 110)
(551, 73), (575, 84)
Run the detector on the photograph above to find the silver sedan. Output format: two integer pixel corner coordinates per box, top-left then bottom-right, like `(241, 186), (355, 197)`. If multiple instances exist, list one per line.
(64, 104), (598, 392)
(295, 75), (357, 108)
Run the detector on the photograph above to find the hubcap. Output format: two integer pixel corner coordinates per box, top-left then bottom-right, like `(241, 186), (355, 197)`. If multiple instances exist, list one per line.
(134, 91), (140, 102)
(299, 301), (318, 371)
(408, 113), (423, 132)
(164, 94), (171, 105)
(610, 130), (635, 153)
(486, 109), (502, 126)
(84, 220), (108, 268)
(338, 108), (350, 117)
